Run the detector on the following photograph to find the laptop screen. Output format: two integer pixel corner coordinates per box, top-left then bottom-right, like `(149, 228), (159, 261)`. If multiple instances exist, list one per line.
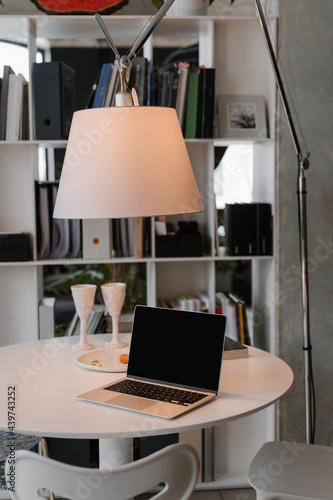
(127, 306), (226, 393)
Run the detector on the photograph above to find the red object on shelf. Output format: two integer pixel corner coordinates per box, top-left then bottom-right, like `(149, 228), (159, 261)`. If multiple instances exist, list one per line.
(30, 0), (129, 15)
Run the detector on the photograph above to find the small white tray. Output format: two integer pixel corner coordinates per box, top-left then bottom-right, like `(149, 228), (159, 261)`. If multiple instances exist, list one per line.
(76, 348), (129, 373)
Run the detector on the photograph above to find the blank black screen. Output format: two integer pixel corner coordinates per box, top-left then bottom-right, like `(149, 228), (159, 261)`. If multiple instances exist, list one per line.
(127, 306), (226, 393)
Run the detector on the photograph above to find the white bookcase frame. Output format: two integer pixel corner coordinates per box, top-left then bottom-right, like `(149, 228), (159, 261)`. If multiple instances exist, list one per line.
(0, 12), (277, 488)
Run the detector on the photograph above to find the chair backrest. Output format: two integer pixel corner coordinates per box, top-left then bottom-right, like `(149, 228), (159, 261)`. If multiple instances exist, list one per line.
(6, 442), (199, 500)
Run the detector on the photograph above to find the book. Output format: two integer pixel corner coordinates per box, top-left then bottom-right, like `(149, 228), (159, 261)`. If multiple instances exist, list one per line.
(223, 336), (248, 360)
(92, 62), (112, 108)
(161, 71), (174, 107)
(85, 68), (100, 109)
(33, 61), (76, 140)
(120, 218), (129, 257)
(196, 67), (215, 138)
(129, 57), (148, 106)
(184, 72), (199, 139)
(228, 292), (251, 345)
(134, 217), (144, 259)
(5, 73), (26, 141)
(36, 181), (80, 260)
(35, 182), (51, 259)
(175, 67), (189, 130)
(0, 65), (14, 140)
(50, 183), (70, 259)
(21, 82), (29, 140)
(215, 291), (238, 342)
(127, 217), (135, 257)
(103, 64), (119, 108)
(69, 219), (81, 259)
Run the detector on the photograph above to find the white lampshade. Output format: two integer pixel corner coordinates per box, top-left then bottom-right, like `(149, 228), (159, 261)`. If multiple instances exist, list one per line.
(53, 106), (203, 219)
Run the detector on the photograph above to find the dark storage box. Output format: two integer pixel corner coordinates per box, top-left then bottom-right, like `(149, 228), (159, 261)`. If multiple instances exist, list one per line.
(0, 233), (31, 261)
(155, 233), (202, 258)
(178, 233), (202, 257)
(155, 235), (178, 257)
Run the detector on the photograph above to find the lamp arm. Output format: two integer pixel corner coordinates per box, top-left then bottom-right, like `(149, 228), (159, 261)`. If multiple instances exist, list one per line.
(94, 14), (121, 62)
(94, 13), (132, 93)
(127, 0), (177, 59)
(95, 1), (176, 92)
(253, 0), (309, 167)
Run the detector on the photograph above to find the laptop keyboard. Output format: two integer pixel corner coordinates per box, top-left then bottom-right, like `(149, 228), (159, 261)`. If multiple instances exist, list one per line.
(103, 379), (207, 406)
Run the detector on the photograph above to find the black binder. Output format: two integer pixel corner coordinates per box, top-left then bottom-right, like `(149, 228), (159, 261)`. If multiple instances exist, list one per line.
(242, 203), (258, 256)
(256, 202), (273, 255)
(33, 61), (76, 140)
(224, 203), (244, 256)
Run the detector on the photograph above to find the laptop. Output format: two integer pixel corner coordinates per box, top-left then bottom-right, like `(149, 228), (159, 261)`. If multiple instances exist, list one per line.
(77, 305), (226, 419)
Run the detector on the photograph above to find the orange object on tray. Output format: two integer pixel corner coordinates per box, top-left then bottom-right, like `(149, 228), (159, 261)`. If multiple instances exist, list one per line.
(119, 354), (129, 364)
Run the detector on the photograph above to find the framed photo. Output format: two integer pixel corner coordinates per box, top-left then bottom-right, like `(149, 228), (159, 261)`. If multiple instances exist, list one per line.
(218, 95), (267, 139)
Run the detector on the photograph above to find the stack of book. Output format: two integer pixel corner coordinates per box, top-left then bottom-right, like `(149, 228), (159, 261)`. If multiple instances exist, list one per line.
(35, 181), (150, 261)
(35, 181), (81, 260)
(88, 59), (216, 138)
(157, 290), (210, 313)
(112, 217), (151, 259)
(0, 65), (29, 141)
(215, 291), (251, 345)
(86, 59), (147, 109)
(224, 202), (273, 256)
(151, 64), (216, 139)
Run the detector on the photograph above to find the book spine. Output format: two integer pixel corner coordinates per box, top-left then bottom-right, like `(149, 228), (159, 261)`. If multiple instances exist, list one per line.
(175, 67), (189, 130)
(129, 57), (148, 106)
(196, 67), (216, 138)
(92, 63), (112, 108)
(0, 66), (14, 140)
(184, 72), (199, 139)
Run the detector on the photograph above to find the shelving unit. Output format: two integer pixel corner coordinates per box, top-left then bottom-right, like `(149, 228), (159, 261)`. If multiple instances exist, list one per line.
(0, 9), (277, 488)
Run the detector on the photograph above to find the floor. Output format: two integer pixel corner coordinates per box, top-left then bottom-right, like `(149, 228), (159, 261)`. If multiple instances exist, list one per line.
(0, 487), (256, 499)
(136, 488), (256, 499)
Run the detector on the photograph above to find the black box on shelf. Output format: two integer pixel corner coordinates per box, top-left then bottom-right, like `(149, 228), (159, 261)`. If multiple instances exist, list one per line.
(155, 235), (178, 257)
(0, 233), (31, 262)
(155, 221), (203, 258)
(178, 232), (202, 257)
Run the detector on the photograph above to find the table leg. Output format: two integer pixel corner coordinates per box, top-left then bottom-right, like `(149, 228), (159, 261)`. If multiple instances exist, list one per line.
(99, 437), (133, 467)
(99, 438), (134, 500)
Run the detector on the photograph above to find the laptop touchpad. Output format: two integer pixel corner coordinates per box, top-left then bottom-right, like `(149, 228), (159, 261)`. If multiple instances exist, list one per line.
(107, 395), (156, 411)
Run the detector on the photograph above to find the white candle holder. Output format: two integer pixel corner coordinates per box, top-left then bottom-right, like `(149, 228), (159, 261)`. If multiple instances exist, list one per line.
(71, 284), (97, 351)
(101, 282), (127, 349)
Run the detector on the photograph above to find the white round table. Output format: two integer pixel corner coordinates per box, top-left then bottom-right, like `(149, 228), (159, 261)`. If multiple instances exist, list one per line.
(0, 334), (293, 466)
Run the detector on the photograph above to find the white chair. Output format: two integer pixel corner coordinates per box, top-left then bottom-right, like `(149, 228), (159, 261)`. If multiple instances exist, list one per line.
(5, 442), (199, 500)
(0, 432), (54, 500)
(248, 440), (333, 500)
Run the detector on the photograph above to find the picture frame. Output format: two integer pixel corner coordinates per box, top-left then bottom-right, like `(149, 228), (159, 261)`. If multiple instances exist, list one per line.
(218, 95), (267, 139)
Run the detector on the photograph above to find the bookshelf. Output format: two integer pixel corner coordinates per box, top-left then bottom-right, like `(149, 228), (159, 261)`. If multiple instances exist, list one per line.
(0, 8), (277, 489)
